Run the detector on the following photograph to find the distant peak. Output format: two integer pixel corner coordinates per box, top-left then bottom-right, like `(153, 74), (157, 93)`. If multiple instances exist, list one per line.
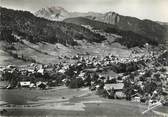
(47, 6), (65, 11)
(104, 11), (120, 24)
(37, 6), (68, 13)
(35, 6), (70, 21)
(105, 11), (119, 16)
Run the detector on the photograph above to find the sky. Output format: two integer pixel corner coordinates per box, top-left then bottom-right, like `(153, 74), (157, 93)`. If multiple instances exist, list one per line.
(1, 0), (168, 22)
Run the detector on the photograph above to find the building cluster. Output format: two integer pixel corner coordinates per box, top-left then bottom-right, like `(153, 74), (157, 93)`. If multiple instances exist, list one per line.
(0, 49), (168, 105)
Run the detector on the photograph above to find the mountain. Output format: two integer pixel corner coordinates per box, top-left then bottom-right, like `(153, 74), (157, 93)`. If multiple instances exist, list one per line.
(64, 17), (160, 48)
(34, 6), (103, 21)
(0, 7), (105, 45)
(0, 7), (109, 65)
(35, 6), (167, 45)
(0, 7), (167, 65)
(64, 10), (168, 46)
(86, 11), (168, 44)
(64, 17), (116, 30)
(35, 6), (71, 21)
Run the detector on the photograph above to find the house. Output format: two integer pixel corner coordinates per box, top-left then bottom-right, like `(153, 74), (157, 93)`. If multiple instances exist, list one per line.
(104, 83), (124, 91)
(20, 81), (31, 87)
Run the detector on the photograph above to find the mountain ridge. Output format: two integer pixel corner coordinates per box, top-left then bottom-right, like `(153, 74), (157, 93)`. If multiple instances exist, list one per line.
(35, 6), (168, 45)
(64, 17), (160, 48)
(34, 6), (104, 21)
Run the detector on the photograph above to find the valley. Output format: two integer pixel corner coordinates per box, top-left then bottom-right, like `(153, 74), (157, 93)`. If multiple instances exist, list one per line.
(0, 6), (168, 117)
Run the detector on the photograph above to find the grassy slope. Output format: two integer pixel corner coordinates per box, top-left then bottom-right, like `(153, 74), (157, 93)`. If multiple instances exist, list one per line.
(0, 32), (131, 65)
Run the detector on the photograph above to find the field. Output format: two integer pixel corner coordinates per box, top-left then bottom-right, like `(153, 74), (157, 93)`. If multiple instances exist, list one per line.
(0, 84), (167, 117)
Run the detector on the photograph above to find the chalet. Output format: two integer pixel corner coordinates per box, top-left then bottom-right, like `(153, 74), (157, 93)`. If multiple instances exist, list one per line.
(20, 81), (31, 87)
(104, 83), (124, 92)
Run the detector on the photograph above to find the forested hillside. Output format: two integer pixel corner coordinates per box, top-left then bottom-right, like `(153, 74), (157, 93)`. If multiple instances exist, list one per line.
(0, 7), (106, 45)
(64, 17), (159, 48)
